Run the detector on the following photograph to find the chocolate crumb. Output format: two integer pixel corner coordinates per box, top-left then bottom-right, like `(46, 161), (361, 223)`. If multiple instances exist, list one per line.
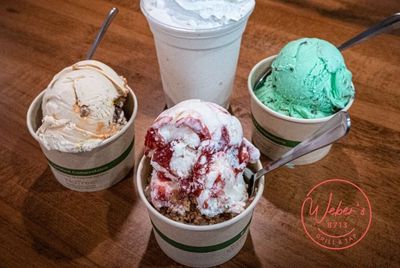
(79, 105), (90, 117)
(113, 97), (127, 124)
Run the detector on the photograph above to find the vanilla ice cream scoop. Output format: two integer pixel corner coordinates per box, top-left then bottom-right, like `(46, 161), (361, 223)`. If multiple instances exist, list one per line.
(145, 99), (260, 217)
(37, 60), (131, 152)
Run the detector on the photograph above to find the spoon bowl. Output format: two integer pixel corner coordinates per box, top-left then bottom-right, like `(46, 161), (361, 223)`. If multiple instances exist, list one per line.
(244, 111), (351, 197)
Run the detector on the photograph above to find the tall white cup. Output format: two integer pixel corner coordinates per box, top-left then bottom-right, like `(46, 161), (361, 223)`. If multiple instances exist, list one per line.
(141, 1), (254, 108)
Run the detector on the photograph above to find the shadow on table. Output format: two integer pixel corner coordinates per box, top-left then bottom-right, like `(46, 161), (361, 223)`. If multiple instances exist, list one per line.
(104, 169), (137, 238)
(231, 232), (262, 267)
(138, 229), (261, 267)
(20, 165), (135, 265)
(138, 230), (181, 267)
(261, 145), (359, 215)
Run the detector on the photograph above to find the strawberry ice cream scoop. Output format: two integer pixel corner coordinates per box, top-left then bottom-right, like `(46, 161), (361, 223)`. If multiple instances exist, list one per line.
(144, 99), (260, 217)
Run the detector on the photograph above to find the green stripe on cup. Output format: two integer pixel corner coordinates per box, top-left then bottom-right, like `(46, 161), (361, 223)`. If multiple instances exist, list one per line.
(47, 139), (134, 176)
(151, 219), (251, 253)
(251, 114), (300, 148)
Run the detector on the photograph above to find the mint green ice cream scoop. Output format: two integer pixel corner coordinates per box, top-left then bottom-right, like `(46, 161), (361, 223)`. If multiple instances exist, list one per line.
(255, 38), (355, 119)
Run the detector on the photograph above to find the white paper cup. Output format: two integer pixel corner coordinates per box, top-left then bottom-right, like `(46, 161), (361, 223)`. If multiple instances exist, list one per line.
(27, 89), (138, 192)
(136, 156), (264, 267)
(140, 1), (254, 109)
(248, 56), (354, 165)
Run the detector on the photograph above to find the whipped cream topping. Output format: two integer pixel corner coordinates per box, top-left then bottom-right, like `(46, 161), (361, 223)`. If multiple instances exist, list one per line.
(145, 99), (260, 217)
(37, 60), (131, 153)
(142, 0), (255, 29)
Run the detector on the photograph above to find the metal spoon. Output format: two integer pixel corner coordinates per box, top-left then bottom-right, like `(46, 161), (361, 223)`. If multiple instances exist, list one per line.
(244, 111), (351, 196)
(254, 12), (400, 91)
(86, 7), (119, 60)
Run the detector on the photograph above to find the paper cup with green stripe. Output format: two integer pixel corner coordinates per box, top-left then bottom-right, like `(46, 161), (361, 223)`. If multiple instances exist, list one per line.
(136, 156), (265, 267)
(248, 56), (354, 165)
(27, 88), (138, 192)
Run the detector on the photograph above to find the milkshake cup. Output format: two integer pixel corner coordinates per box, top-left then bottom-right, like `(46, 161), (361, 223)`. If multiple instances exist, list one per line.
(27, 88), (138, 192)
(248, 56), (354, 165)
(136, 156), (264, 267)
(140, 0), (254, 108)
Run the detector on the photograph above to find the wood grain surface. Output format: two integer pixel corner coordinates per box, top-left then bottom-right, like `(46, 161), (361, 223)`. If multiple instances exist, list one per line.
(1, 0), (399, 267)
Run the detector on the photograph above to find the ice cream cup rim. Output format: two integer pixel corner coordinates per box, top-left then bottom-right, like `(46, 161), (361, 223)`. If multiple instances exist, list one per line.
(26, 87), (138, 152)
(248, 55), (354, 124)
(140, 0), (254, 37)
(136, 155), (265, 232)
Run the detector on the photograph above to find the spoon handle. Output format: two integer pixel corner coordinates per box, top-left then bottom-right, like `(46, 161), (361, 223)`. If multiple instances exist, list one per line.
(254, 111), (351, 179)
(86, 7), (119, 60)
(338, 12), (400, 51)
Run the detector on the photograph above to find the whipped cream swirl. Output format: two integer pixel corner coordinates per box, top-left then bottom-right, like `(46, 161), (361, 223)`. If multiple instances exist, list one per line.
(142, 0), (255, 29)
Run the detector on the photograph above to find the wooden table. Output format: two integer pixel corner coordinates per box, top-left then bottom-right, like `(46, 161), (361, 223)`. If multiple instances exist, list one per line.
(1, 0), (399, 267)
